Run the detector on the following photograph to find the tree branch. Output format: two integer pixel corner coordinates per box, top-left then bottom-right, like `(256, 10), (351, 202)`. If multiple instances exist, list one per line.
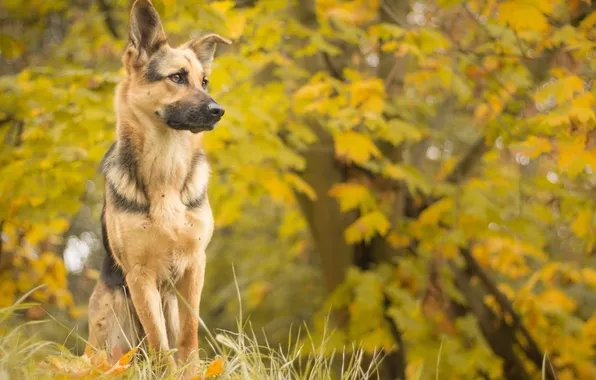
(450, 261), (532, 380)
(97, 0), (120, 39)
(383, 293), (407, 380)
(459, 248), (558, 380)
(446, 136), (488, 184)
(322, 52), (344, 81)
(0, 116), (12, 126)
(413, 136), (488, 216)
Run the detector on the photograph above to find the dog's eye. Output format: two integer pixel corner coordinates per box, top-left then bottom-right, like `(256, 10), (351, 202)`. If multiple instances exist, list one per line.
(202, 77), (209, 89)
(169, 73), (183, 84)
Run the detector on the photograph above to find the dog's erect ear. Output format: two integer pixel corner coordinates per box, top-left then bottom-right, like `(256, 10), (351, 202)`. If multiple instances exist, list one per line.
(187, 34), (231, 73)
(129, 0), (166, 60)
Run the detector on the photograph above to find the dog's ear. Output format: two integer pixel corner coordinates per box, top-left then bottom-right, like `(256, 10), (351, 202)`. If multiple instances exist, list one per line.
(186, 34), (231, 74)
(128, 0), (166, 62)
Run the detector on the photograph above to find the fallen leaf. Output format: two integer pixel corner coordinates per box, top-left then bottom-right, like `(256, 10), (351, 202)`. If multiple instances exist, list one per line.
(205, 358), (225, 378)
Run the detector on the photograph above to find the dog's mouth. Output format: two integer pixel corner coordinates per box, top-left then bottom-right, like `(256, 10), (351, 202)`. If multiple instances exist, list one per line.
(166, 121), (217, 134)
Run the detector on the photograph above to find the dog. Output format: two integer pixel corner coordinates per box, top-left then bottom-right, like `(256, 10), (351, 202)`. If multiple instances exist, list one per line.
(87, 0), (230, 371)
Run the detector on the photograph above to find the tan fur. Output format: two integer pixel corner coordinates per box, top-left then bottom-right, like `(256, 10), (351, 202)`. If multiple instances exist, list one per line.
(87, 0), (229, 373)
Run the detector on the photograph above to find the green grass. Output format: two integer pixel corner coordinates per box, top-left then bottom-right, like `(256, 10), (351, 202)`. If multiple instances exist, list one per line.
(0, 287), (383, 379)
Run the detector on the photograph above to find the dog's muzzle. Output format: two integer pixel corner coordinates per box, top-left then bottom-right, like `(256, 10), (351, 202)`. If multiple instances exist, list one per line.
(162, 101), (225, 133)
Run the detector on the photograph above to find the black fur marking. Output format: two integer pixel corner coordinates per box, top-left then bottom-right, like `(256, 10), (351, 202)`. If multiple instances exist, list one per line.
(100, 139), (150, 214)
(181, 151), (208, 209)
(118, 136), (149, 200)
(183, 150), (205, 186)
(99, 142), (116, 174)
(109, 183), (150, 214)
(145, 57), (163, 82)
(150, 39), (167, 55)
(99, 204), (127, 288)
(184, 186), (207, 209)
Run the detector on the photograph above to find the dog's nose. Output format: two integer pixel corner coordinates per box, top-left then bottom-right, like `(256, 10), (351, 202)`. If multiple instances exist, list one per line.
(207, 102), (225, 118)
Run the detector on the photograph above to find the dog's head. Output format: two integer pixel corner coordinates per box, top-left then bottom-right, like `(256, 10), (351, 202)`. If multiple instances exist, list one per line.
(122, 0), (231, 133)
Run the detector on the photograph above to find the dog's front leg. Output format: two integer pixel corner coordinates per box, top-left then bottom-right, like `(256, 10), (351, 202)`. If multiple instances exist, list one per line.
(176, 253), (206, 365)
(126, 267), (175, 370)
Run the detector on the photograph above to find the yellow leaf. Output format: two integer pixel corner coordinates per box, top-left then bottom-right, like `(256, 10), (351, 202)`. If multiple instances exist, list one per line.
(25, 225), (47, 245)
(571, 210), (592, 238)
(580, 9), (596, 31)
(294, 82), (331, 101)
(537, 288), (576, 313)
(209, 1), (235, 14)
(439, 242), (459, 259)
(328, 183), (371, 212)
(582, 268), (596, 288)
(119, 347), (138, 366)
(262, 171), (294, 204)
(317, 0), (380, 26)
(225, 14), (246, 39)
(49, 218), (70, 234)
(205, 358), (225, 378)
(344, 211), (390, 244)
(335, 131), (381, 164)
(515, 136), (551, 159)
(558, 135), (586, 178)
(499, 1), (549, 33)
(84, 345), (94, 358)
(386, 232), (410, 248)
(418, 198), (453, 226)
(215, 197), (242, 227)
(473, 104), (490, 124)
(29, 196), (45, 207)
(349, 79), (385, 114)
(384, 164), (407, 180)
(570, 92), (596, 123)
(535, 76), (584, 105)
(542, 111), (570, 127)
(285, 173), (317, 201)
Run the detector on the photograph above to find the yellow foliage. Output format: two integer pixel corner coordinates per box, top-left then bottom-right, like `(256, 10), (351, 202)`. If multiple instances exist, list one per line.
(316, 0), (380, 26)
(418, 198), (453, 226)
(285, 173), (317, 201)
(582, 268), (596, 288)
(571, 209), (592, 238)
(537, 289), (577, 313)
(247, 281), (271, 309)
(328, 183), (372, 212)
(386, 232), (411, 249)
(344, 211), (390, 244)
(335, 131), (381, 164)
(558, 135), (587, 178)
(514, 136), (551, 159)
(499, 0), (551, 33)
(534, 76), (585, 105)
(349, 78), (385, 114)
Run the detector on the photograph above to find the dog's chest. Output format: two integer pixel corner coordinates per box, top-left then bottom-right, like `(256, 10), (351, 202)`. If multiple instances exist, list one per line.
(106, 134), (213, 281)
(142, 134), (189, 186)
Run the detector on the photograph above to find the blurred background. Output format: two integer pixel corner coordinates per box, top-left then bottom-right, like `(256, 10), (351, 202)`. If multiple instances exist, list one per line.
(1, 0), (595, 379)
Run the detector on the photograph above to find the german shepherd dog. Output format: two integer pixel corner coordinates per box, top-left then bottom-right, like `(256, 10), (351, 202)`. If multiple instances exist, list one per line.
(87, 0), (230, 371)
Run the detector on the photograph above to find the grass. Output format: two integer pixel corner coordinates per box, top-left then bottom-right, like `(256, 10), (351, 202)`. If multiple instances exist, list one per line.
(0, 287), (383, 379)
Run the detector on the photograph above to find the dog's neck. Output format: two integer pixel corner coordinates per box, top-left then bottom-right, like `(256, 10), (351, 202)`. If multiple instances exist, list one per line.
(109, 106), (208, 214)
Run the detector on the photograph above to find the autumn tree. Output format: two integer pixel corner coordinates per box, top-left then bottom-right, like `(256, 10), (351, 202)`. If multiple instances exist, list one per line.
(1, 0), (596, 379)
